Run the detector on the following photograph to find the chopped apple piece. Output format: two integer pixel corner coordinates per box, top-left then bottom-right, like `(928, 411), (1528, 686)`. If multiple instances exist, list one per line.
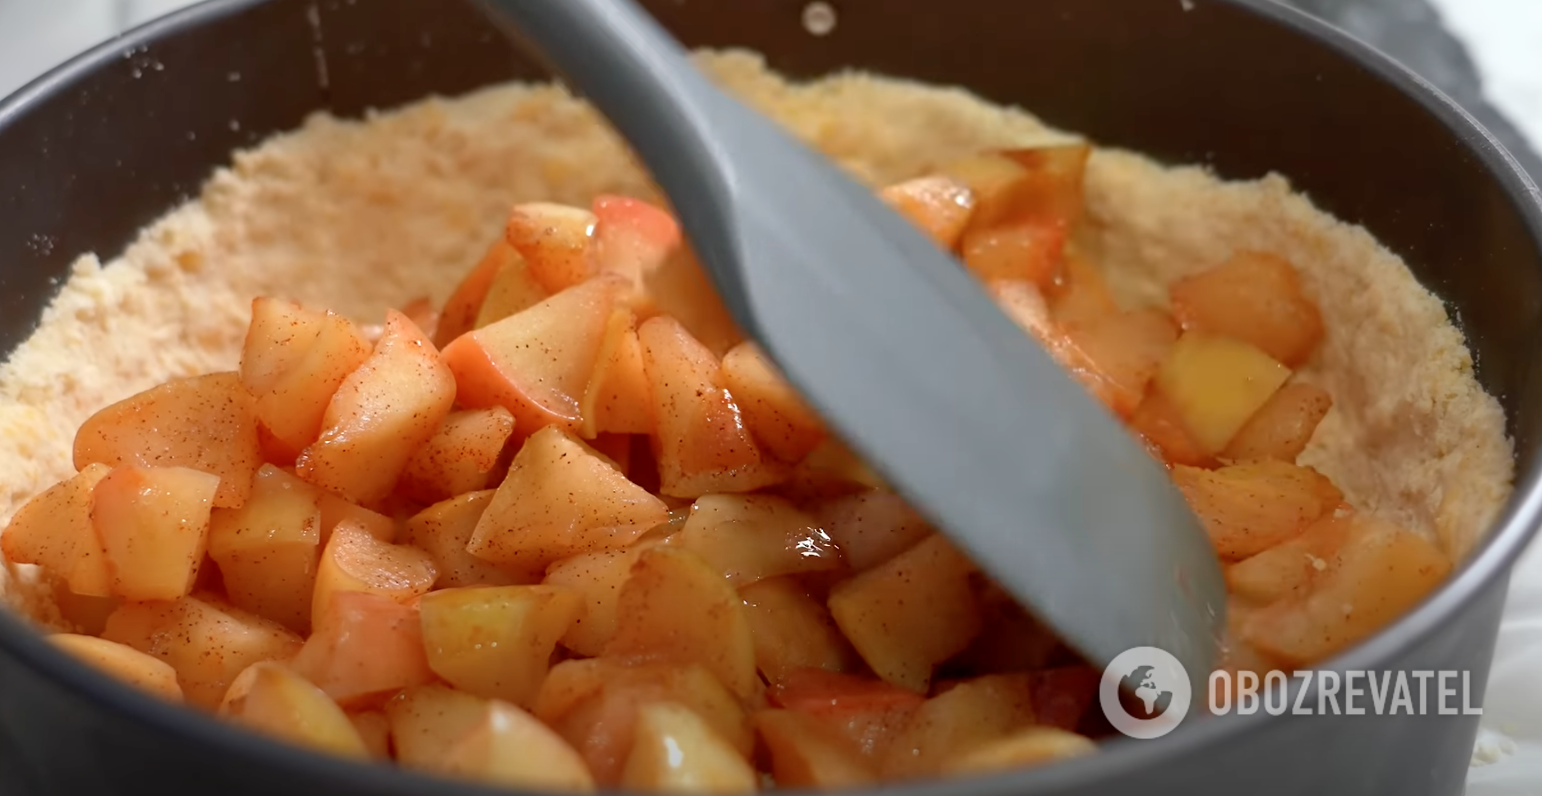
(1242, 517), (1450, 664)
(2, 463), (114, 596)
(546, 662), (753, 786)
(1221, 382), (1333, 463)
(784, 438), (889, 498)
(639, 316), (786, 497)
(643, 247), (744, 357)
(1173, 460), (1342, 560)
(987, 279), (1056, 343)
(384, 683), (490, 770)
(73, 372), (262, 508)
(396, 407), (516, 504)
(239, 298), (373, 459)
(579, 308), (654, 437)
(505, 202), (597, 294)
(92, 466), (219, 602)
(1154, 332), (1292, 454)
(1060, 309), (1178, 418)
(291, 590), (435, 708)
(755, 709), (876, 789)
(1129, 391), (1214, 468)
(436, 237), (540, 347)
(532, 658), (610, 724)
(1170, 251), (1324, 367)
(1048, 249), (1119, 331)
(592, 194), (683, 305)
(317, 492), (395, 544)
(419, 585), (584, 707)
(720, 342), (827, 463)
(50, 633), (183, 701)
(962, 220), (1068, 286)
(828, 535), (981, 693)
(881, 673), (1037, 779)
(810, 490), (932, 572)
(606, 547), (760, 701)
(348, 710), (392, 760)
(312, 522), (438, 631)
(475, 243), (550, 330)
(770, 669), (924, 760)
(620, 702), (757, 794)
(946, 145), (1089, 285)
(879, 175), (975, 251)
(220, 661), (369, 759)
(404, 491), (525, 588)
(940, 727), (1096, 775)
(677, 495), (843, 586)
(444, 275), (622, 436)
(467, 425), (669, 573)
(443, 701), (597, 793)
(544, 545), (653, 656)
(208, 464), (322, 632)
(1226, 514), (1354, 604)
(296, 310), (457, 504)
(102, 594), (302, 709)
(740, 577), (860, 683)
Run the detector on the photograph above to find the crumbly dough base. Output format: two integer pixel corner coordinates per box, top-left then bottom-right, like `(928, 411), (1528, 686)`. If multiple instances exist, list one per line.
(0, 50), (1512, 625)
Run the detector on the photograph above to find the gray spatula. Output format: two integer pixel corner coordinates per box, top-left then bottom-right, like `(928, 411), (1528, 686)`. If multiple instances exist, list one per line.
(480, 0), (1226, 696)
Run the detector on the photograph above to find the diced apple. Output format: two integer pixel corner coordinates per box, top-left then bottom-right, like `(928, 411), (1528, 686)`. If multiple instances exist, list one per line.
(987, 279), (1056, 344)
(881, 673), (1037, 779)
(505, 202), (597, 294)
(444, 275), (622, 437)
(92, 466), (219, 602)
(740, 577), (859, 684)
(783, 439), (889, 499)
(948, 145), (1090, 286)
(639, 316), (786, 497)
(316, 491), (395, 544)
(74, 372), (262, 509)
(1170, 251), (1324, 367)
(962, 220), (1068, 286)
(349, 710), (392, 760)
(312, 522), (438, 631)
(208, 464), (323, 632)
(620, 702), (757, 794)
(419, 585), (584, 707)
(549, 662), (752, 786)
(606, 546), (760, 701)
(755, 709), (876, 789)
(291, 590), (435, 707)
(532, 658), (609, 725)
(579, 308), (655, 437)
(403, 491), (525, 588)
(239, 298), (373, 459)
(436, 238), (539, 347)
(828, 535), (982, 693)
(544, 545), (653, 656)
(1242, 517), (1451, 664)
(2, 463), (114, 596)
(396, 407), (516, 504)
(1048, 249), (1119, 331)
(1059, 309), (1178, 418)
(809, 490), (932, 572)
(297, 310), (457, 505)
(1128, 391), (1214, 468)
(400, 297), (439, 342)
(102, 594), (303, 708)
(1173, 460), (1343, 560)
(1154, 332), (1292, 454)
(720, 342), (827, 463)
(677, 495), (843, 586)
(940, 727), (1096, 775)
(475, 243), (550, 330)
(442, 701), (597, 793)
(1221, 382), (1333, 463)
(467, 425), (669, 573)
(1226, 514), (1354, 604)
(592, 194), (683, 306)
(50, 633), (183, 701)
(219, 661), (369, 759)
(879, 175), (975, 251)
(770, 669), (924, 760)
(643, 248), (744, 357)
(384, 683), (491, 770)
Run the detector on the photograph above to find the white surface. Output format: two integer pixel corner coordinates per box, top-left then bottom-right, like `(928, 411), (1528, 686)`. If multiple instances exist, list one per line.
(1, 0), (1541, 791)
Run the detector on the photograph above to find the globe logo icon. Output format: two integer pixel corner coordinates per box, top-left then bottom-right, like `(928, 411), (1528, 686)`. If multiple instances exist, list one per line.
(1100, 647), (1192, 739)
